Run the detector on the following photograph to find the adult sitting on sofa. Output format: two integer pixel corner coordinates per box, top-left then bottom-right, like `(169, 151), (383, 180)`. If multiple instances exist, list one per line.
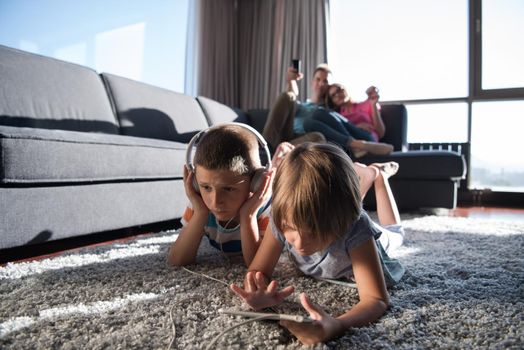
(263, 64), (394, 157)
(251, 62), (466, 211)
(250, 102), (466, 211)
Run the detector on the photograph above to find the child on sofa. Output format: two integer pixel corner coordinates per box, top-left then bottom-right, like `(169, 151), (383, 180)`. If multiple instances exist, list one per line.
(167, 123), (292, 267)
(230, 142), (405, 345)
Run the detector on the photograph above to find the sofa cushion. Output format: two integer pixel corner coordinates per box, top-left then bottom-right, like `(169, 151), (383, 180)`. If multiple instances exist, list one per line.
(101, 73), (209, 143)
(0, 125), (186, 184)
(196, 96), (249, 125)
(0, 45), (118, 134)
(0, 180), (186, 250)
(361, 150), (466, 180)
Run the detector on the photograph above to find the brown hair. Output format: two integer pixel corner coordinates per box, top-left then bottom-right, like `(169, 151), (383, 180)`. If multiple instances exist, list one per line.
(325, 83), (344, 110)
(313, 64), (332, 107)
(194, 124), (261, 175)
(272, 142), (361, 241)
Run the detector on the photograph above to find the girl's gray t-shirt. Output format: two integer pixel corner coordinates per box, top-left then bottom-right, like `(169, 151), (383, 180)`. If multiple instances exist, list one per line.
(270, 210), (380, 280)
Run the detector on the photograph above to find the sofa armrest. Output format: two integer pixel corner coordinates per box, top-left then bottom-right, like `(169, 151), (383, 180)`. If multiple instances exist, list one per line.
(380, 104), (408, 152)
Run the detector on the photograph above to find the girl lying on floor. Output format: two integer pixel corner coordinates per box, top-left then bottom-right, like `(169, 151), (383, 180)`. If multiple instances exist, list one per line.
(231, 142), (405, 345)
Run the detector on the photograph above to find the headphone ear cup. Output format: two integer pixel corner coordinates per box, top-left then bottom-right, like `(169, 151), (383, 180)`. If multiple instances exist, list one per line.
(250, 169), (267, 193)
(191, 172), (200, 193)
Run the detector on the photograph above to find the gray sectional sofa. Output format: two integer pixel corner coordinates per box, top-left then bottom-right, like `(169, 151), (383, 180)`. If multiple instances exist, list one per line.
(0, 44), (465, 253)
(0, 45), (246, 251)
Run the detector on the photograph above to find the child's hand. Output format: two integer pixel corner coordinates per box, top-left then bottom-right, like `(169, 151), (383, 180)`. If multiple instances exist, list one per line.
(230, 271), (294, 310)
(271, 142), (294, 169)
(239, 168), (274, 219)
(366, 86), (380, 103)
(183, 166), (208, 215)
(280, 292), (344, 345)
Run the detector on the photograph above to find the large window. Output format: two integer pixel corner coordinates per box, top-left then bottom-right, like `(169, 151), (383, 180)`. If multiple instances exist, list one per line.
(0, 0), (191, 93)
(406, 103), (468, 143)
(328, 0), (524, 198)
(481, 0), (524, 90)
(471, 101), (524, 192)
(328, 0), (468, 102)
(470, 0), (524, 194)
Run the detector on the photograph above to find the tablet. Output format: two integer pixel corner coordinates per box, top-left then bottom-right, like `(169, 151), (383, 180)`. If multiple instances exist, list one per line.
(219, 309), (313, 323)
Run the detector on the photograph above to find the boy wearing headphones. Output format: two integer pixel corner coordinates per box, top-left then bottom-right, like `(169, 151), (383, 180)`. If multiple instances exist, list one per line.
(167, 123), (290, 267)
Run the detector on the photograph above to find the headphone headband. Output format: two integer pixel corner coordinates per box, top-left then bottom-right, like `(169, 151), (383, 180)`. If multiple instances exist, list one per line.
(185, 122), (272, 173)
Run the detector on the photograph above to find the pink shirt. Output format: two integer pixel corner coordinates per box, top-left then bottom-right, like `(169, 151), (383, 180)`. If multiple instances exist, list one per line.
(340, 100), (380, 141)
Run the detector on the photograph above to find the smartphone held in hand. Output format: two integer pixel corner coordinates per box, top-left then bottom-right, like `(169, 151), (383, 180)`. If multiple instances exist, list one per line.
(292, 59), (301, 73)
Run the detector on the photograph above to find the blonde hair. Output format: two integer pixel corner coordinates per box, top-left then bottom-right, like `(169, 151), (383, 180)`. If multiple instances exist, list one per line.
(314, 63), (332, 76)
(194, 124), (261, 175)
(272, 142), (361, 241)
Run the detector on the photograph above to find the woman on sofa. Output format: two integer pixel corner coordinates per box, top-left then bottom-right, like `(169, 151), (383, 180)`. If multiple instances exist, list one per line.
(325, 83), (386, 142)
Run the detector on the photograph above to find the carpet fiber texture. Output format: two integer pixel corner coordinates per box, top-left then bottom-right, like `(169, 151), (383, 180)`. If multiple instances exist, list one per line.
(1, 214), (523, 349)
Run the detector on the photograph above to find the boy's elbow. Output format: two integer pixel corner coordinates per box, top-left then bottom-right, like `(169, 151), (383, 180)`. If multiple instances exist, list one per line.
(166, 254), (179, 267)
(167, 257), (181, 267)
(168, 255), (193, 267)
(166, 247), (192, 267)
(166, 246), (177, 266)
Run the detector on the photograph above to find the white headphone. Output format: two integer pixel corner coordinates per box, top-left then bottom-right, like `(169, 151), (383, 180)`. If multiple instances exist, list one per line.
(185, 122), (272, 193)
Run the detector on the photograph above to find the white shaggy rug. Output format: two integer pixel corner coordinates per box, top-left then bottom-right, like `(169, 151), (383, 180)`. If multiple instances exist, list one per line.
(1, 214), (523, 349)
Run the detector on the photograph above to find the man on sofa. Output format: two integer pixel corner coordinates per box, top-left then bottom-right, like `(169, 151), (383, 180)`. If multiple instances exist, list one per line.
(262, 64), (328, 150)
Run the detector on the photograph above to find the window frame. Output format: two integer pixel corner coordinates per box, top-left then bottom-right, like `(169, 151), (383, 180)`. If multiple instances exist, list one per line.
(471, 0), (524, 100)
(350, 0), (524, 207)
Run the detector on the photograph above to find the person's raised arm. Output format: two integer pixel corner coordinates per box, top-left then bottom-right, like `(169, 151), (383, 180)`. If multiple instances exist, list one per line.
(167, 166), (209, 266)
(286, 66), (303, 96)
(366, 86), (386, 139)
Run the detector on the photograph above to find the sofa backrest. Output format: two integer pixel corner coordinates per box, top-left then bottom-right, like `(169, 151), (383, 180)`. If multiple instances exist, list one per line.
(380, 104), (408, 152)
(245, 104), (409, 152)
(101, 73), (209, 143)
(0, 45), (119, 134)
(196, 96), (249, 125)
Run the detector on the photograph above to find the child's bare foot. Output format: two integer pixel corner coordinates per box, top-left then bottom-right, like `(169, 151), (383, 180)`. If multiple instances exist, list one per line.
(353, 162), (379, 199)
(370, 162), (399, 179)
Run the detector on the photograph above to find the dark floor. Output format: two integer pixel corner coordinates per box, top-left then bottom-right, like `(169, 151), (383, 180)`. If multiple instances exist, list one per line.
(449, 206), (524, 222)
